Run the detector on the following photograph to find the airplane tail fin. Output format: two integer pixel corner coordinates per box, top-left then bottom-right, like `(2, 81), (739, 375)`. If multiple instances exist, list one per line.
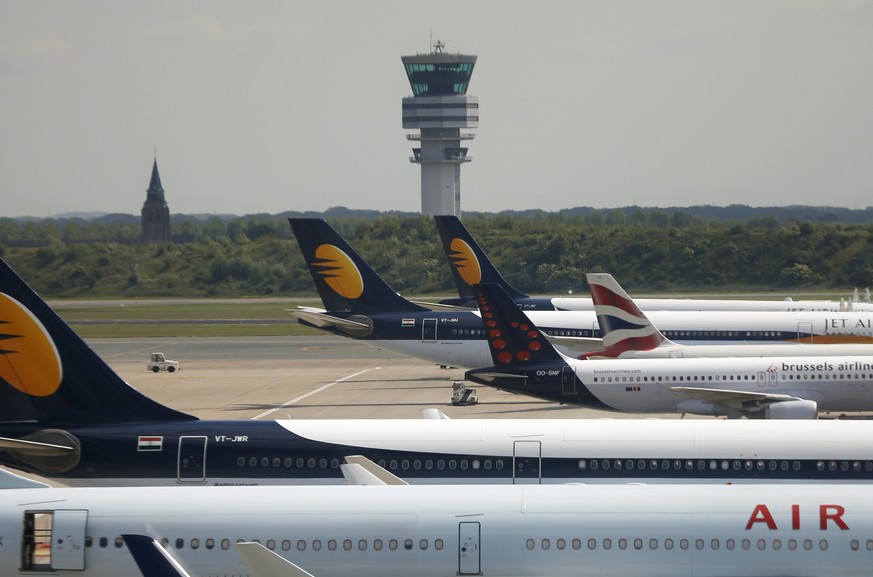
(473, 283), (565, 365)
(434, 216), (529, 304)
(584, 272), (671, 358)
(0, 257), (195, 426)
(289, 218), (427, 313)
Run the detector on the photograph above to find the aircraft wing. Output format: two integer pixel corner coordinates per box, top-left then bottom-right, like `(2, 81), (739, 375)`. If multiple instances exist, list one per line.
(236, 542), (315, 577)
(0, 436), (76, 457)
(668, 386), (798, 411)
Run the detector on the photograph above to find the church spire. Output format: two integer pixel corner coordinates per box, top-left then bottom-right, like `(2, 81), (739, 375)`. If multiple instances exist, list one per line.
(141, 155), (170, 243)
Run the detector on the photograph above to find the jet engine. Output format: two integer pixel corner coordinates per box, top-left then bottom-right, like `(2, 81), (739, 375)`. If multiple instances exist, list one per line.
(764, 399), (818, 419)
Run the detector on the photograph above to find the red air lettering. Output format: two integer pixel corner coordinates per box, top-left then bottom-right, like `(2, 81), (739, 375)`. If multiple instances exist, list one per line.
(747, 504), (848, 530)
(746, 504), (777, 530)
(820, 505), (849, 530)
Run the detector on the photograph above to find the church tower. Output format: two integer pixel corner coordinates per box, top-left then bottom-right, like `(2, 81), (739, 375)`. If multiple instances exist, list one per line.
(141, 157), (170, 243)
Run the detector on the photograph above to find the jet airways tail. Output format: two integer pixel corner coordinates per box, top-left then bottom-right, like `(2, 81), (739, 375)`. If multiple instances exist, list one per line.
(0, 257), (194, 427)
(433, 215), (529, 306)
(582, 272), (674, 358)
(289, 218), (427, 314)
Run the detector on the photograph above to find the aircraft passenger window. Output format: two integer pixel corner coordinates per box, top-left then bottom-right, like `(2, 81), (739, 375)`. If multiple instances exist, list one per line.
(819, 540), (828, 551)
(721, 460), (729, 470)
(851, 540), (860, 551)
(866, 463), (873, 472)
(649, 539), (657, 550)
(618, 539), (627, 550)
(557, 539), (565, 550)
(679, 539), (688, 550)
(437, 460), (445, 470)
(86, 536), (93, 547)
(866, 540), (873, 551)
(472, 460), (480, 470)
(100, 537), (108, 548)
(769, 461), (777, 471)
(420, 539), (429, 550)
(710, 539), (719, 550)
(461, 460), (469, 470)
(625, 460), (634, 470)
(389, 539), (398, 550)
(284, 458), (293, 467)
(633, 539), (642, 550)
(829, 461), (837, 472)
(772, 539), (781, 551)
(526, 539), (535, 550)
(390, 460), (398, 470)
(741, 539), (750, 550)
(261, 457), (269, 467)
(804, 540), (813, 551)
(401, 460), (409, 470)
(343, 540), (352, 551)
(817, 461), (826, 471)
(221, 539), (230, 550)
(282, 540), (291, 551)
(191, 538), (200, 550)
(414, 460), (421, 470)
(695, 539), (704, 550)
(449, 460), (457, 470)
(307, 458), (315, 468)
(542, 539), (550, 550)
(757, 461), (765, 471)
(664, 539), (673, 550)
(238, 457), (245, 466)
(756, 539), (766, 551)
(206, 538), (214, 550)
(745, 461), (753, 471)
(614, 460), (622, 470)
(313, 540), (322, 551)
(319, 458), (327, 469)
(328, 540), (337, 551)
(483, 460), (491, 470)
(436, 539), (444, 550)
(572, 539), (581, 550)
(841, 461), (849, 471)
(602, 460), (610, 470)
(404, 539), (413, 550)
(603, 538), (612, 550)
(637, 460), (646, 470)
(661, 460), (670, 470)
(685, 460), (693, 470)
(359, 539), (367, 551)
(673, 460), (682, 470)
(249, 457), (257, 467)
(296, 458), (304, 468)
(298, 540), (306, 551)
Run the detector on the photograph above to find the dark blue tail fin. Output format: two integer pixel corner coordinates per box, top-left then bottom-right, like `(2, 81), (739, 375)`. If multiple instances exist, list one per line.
(0, 257), (194, 426)
(123, 535), (193, 577)
(472, 283), (563, 365)
(289, 218), (427, 313)
(433, 216), (529, 303)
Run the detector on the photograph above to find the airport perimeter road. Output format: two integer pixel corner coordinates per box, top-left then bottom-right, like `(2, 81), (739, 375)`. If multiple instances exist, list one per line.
(89, 336), (686, 421)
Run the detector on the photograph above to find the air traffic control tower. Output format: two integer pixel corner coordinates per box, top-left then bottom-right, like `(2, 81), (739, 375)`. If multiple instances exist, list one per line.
(402, 42), (478, 217)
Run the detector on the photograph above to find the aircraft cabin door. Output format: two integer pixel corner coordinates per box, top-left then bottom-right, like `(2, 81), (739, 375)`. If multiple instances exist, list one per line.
(51, 509), (88, 570)
(797, 321), (814, 343)
(513, 440), (542, 484)
(422, 318), (437, 342)
(757, 371), (777, 388)
(458, 522), (481, 575)
(561, 366), (576, 396)
(178, 436), (207, 483)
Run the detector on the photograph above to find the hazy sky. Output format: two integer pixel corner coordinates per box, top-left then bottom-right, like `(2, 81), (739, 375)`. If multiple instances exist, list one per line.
(2, 1), (872, 218)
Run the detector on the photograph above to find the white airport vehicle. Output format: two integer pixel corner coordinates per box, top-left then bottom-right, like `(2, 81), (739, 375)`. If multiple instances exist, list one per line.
(146, 352), (180, 373)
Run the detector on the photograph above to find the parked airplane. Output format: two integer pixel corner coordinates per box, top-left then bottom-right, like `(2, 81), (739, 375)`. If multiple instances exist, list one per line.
(465, 283), (873, 419)
(583, 272), (873, 359)
(4, 470), (873, 577)
(434, 214), (873, 312)
(4, 256), (873, 485)
(289, 218), (873, 370)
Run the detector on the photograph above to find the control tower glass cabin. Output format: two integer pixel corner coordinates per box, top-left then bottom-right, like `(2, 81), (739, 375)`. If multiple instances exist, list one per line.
(402, 43), (478, 217)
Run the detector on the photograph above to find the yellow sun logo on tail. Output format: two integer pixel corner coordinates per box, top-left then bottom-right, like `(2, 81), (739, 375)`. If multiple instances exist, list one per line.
(449, 239), (482, 286)
(0, 293), (62, 397)
(312, 245), (364, 299)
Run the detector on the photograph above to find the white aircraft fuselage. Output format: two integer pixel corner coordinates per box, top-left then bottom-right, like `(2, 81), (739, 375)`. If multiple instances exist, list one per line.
(3, 482), (872, 577)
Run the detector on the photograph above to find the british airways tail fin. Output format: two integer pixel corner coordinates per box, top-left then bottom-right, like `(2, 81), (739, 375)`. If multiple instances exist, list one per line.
(434, 216), (529, 304)
(584, 272), (672, 358)
(0, 257), (194, 426)
(289, 218), (427, 314)
(473, 283), (564, 365)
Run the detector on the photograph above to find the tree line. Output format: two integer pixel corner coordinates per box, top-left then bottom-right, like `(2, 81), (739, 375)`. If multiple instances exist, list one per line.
(1, 212), (872, 298)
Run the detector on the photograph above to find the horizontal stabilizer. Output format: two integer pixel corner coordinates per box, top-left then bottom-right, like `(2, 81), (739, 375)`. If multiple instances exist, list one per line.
(123, 534), (193, 577)
(237, 542), (315, 577)
(289, 309), (372, 337)
(409, 299), (476, 312)
(0, 436), (76, 457)
(0, 467), (49, 489)
(341, 455), (408, 486)
(542, 334), (604, 353)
